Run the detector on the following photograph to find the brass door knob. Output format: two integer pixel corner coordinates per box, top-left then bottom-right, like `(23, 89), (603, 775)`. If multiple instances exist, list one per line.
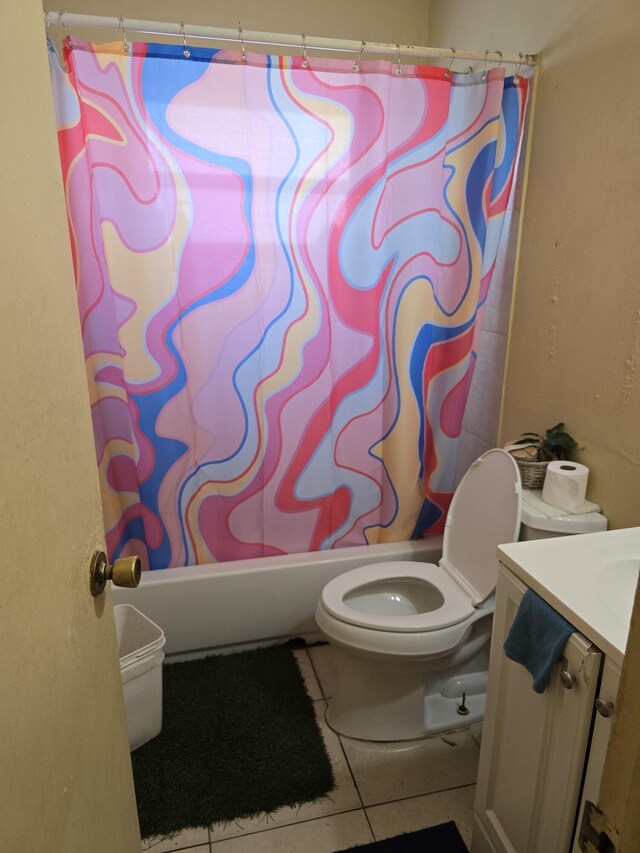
(90, 550), (141, 597)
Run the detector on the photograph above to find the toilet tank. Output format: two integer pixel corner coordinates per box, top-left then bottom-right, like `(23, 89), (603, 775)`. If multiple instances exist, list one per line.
(519, 492), (607, 541)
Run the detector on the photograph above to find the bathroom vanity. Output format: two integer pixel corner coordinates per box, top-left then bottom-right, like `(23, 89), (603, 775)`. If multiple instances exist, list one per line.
(472, 527), (640, 853)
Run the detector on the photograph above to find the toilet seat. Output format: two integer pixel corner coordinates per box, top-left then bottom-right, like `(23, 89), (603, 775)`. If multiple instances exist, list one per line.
(318, 448), (521, 637)
(320, 561), (475, 632)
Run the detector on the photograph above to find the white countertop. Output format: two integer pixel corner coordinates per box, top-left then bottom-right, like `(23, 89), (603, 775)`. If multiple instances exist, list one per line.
(497, 527), (640, 666)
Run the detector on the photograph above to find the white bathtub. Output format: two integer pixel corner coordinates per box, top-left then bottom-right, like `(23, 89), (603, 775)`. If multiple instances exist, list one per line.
(112, 538), (443, 659)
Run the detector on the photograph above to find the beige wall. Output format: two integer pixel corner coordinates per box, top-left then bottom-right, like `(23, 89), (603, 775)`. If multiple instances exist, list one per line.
(429, 0), (640, 529)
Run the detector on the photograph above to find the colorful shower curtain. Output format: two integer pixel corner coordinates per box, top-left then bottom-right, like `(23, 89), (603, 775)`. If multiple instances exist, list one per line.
(50, 37), (530, 570)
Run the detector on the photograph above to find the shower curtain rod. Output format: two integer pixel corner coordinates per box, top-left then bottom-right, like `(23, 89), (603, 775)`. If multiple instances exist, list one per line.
(44, 11), (537, 67)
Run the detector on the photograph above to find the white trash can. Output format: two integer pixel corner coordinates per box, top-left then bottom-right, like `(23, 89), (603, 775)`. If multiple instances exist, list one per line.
(114, 604), (166, 751)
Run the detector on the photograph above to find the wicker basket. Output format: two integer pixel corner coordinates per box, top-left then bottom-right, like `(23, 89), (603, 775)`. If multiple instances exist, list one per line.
(516, 459), (549, 489)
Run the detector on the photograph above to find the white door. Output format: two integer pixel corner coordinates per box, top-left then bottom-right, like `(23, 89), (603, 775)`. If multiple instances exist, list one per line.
(0, 3), (141, 851)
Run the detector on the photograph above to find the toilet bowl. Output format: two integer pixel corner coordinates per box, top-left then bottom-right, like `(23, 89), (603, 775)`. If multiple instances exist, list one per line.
(316, 448), (607, 741)
(316, 448), (521, 740)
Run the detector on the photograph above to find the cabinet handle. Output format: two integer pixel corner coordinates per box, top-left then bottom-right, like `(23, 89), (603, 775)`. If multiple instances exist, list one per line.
(595, 697), (614, 718)
(560, 670), (574, 689)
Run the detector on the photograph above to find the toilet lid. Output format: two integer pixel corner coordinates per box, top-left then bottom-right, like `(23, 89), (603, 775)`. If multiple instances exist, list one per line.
(443, 448), (521, 605)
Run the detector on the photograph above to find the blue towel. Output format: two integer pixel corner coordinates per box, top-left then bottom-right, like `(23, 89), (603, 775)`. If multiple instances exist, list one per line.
(503, 589), (576, 694)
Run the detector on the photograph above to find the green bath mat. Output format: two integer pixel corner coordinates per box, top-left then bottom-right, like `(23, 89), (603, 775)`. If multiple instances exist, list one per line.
(131, 644), (335, 839)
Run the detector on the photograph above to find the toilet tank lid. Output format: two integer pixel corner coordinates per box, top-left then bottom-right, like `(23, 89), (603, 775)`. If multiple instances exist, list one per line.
(520, 496), (608, 534)
(443, 449), (522, 606)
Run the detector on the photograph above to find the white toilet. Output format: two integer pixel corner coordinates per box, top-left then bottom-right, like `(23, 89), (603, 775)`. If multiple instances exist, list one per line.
(315, 448), (607, 741)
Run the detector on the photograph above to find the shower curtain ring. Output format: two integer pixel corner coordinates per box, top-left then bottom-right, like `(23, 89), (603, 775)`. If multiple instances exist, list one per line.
(495, 49), (503, 68)
(58, 10), (71, 37)
(239, 23), (247, 63)
(513, 52), (524, 85)
(481, 49), (489, 81)
(301, 33), (309, 68)
(120, 16), (130, 53)
(395, 43), (402, 75)
(57, 10), (74, 45)
(353, 39), (366, 72)
(444, 46), (456, 80)
(180, 22), (190, 58)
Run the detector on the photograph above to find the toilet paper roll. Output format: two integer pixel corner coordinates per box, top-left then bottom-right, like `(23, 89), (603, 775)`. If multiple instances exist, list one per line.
(542, 460), (589, 512)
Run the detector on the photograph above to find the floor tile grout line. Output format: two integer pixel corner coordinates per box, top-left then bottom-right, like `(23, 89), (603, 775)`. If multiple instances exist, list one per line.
(305, 643), (330, 701)
(360, 803), (377, 841)
(142, 838), (210, 853)
(362, 780), (478, 812)
(206, 779), (477, 848)
(305, 641), (359, 824)
(335, 729), (369, 813)
(146, 781), (478, 851)
(305, 640), (361, 820)
(207, 806), (371, 846)
(310, 695), (372, 825)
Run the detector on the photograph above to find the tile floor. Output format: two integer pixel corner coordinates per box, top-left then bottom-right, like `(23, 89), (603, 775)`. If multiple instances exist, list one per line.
(141, 643), (481, 852)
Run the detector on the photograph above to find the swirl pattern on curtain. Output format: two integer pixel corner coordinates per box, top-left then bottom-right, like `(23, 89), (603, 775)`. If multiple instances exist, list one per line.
(50, 38), (529, 569)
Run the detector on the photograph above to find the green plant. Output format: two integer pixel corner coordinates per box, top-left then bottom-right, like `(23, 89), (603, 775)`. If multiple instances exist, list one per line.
(512, 422), (578, 462)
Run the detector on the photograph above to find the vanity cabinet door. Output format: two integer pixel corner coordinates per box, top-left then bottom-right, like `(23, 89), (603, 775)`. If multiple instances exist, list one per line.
(571, 657), (621, 852)
(473, 567), (602, 853)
